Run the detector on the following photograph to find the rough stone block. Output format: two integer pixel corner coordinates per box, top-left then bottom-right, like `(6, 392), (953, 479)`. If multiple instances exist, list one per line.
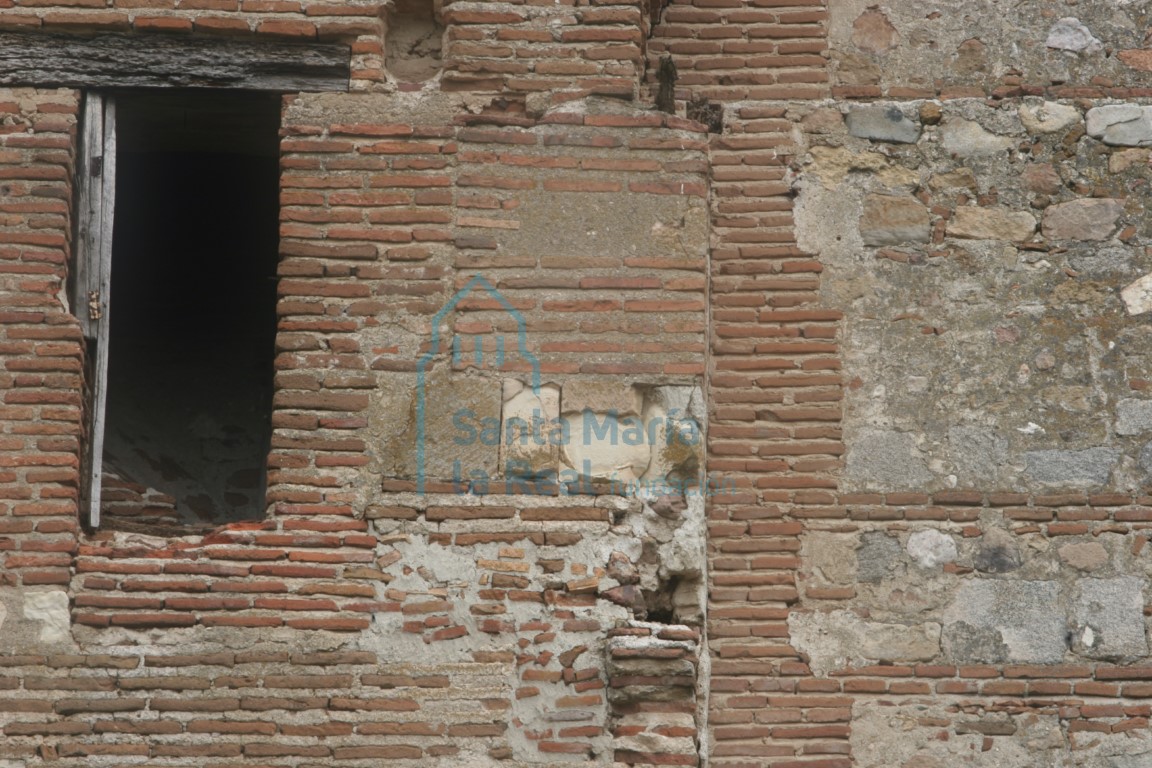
(846, 105), (921, 144)
(944, 580), (1064, 663)
(1087, 105), (1152, 146)
(972, 529), (1022, 574)
(845, 429), (932, 490)
(1022, 447), (1118, 487)
(22, 589), (70, 645)
(947, 426), (1007, 484)
(1041, 198), (1124, 241)
(501, 380), (561, 479)
(906, 530), (957, 569)
(947, 206), (1036, 241)
(788, 609), (941, 675)
(858, 193), (931, 246)
(376, 369), (502, 482)
(943, 621), (1009, 664)
(1115, 398), (1152, 436)
(1071, 577), (1149, 659)
(1057, 542), (1108, 572)
(561, 380), (643, 418)
(1046, 17), (1103, 53)
(1018, 100), (1081, 134)
(1122, 272), (1152, 315)
(942, 118), (1015, 156)
(856, 532), (903, 583)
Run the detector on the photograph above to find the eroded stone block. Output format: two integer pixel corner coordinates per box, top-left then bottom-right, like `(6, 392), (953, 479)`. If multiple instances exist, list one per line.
(1046, 18), (1103, 54)
(788, 609), (941, 675)
(501, 380), (561, 480)
(1023, 447), (1118, 487)
(944, 581), (1064, 663)
(1086, 105), (1152, 146)
(846, 105), (921, 144)
(906, 530), (957, 569)
(1071, 577), (1149, 659)
(1041, 198), (1124, 241)
(846, 429), (932, 490)
(947, 206), (1036, 241)
(859, 193), (931, 245)
(1018, 100), (1081, 134)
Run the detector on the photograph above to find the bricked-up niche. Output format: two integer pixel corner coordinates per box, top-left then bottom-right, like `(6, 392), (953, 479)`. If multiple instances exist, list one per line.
(385, 0), (445, 85)
(81, 90), (283, 531)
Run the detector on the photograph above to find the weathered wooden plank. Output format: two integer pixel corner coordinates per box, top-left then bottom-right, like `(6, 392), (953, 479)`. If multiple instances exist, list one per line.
(74, 93), (103, 342)
(76, 94), (116, 529)
(87, 96), (117, 530)
(0, 31), (350, 92)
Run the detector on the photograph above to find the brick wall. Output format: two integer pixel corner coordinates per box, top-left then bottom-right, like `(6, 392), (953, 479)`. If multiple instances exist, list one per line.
(0, 87), (82, 592)
(0, 4), (716, 756)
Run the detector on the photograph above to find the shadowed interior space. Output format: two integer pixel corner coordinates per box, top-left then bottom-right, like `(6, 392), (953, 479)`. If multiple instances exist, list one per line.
(101, 90), (281, 528)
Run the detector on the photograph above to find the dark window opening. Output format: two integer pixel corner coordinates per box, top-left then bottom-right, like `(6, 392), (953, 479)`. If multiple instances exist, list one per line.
(98, 91), (281, 530)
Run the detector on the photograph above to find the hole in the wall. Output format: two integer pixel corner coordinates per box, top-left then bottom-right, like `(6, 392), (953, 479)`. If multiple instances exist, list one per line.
(101, 90), (281, 528)
(686, 96), (723, 134)
(643, 575), (682, 624)
(655, 55), (677, 114)
(386, 0), (445, 84)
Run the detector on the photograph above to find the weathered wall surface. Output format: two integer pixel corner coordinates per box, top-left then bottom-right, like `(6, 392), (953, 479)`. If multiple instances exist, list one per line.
(4, 1), (1152, 767)
(776, 4), (1152, 768)
(829, 0), (1152, 99)
(798, 97), (1152, 494)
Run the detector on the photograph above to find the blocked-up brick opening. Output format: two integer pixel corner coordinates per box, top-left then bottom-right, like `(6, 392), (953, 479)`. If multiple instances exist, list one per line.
(385, 0), (444, 84)
(99, 90), (281, 531)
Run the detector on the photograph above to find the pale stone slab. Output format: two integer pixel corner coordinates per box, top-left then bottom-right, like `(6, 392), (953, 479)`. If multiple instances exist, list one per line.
(947, 206), (1036, 241)
(1121, 272), (1152, 315)
(1018, 101), (1081, 134)
(1041, 198), (1123, 241)
(1115, 398), (1152, 435)
(846, 105), (921, 144)
(788, 609), (942, 675)
(944, 581), (1064, 663)
(561, 411), (653, 484)
(23, 589), (70, 644)
(906, 530), (958, 569)
(859, 193), (931, 246)
(1046, 17), (1102, 54)
(942, 118), (1015, 157)
(1086, 105), (1152, 146)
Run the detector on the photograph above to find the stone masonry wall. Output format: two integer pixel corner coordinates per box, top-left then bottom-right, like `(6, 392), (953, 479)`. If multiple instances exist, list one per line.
(777, 3), (1152, 768)
(2, 1), (1152, 767)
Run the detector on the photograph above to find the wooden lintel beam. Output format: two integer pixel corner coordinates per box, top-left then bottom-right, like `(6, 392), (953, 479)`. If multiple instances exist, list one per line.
(0, 31), (351, 92)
